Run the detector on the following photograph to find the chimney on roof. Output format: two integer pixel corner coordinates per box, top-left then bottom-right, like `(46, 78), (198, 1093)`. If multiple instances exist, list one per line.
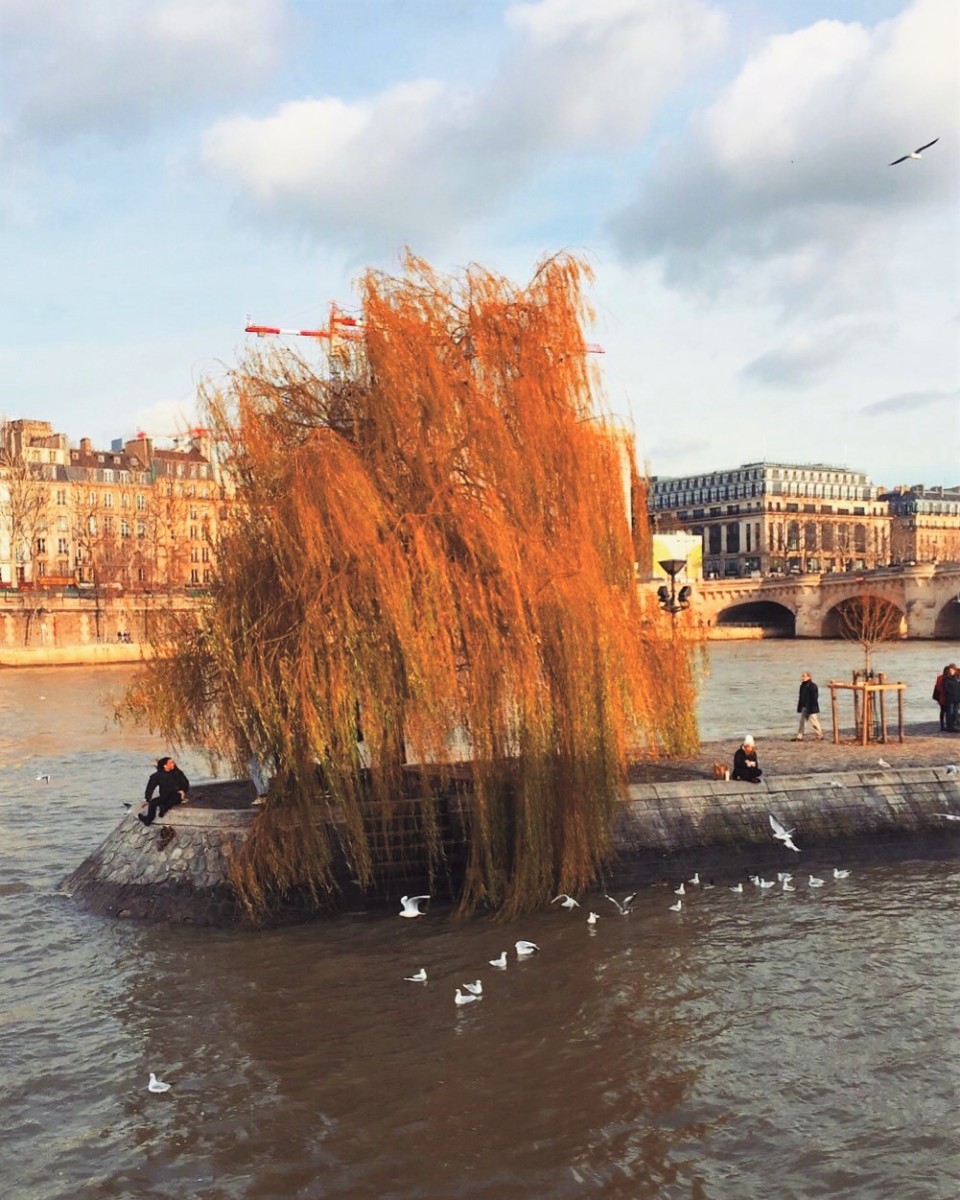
(80, 437), (92, 454)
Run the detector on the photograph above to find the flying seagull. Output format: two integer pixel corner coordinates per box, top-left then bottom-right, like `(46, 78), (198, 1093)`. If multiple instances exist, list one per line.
(889, 137), (938, 165)
(551, 893), (580, 909)
(399, 895), (430, 918)
(404, 968), (427, 982)
(148, 1073), (171, 1093)
(769, 813), (801, 853)
(604, 893), (636, 915)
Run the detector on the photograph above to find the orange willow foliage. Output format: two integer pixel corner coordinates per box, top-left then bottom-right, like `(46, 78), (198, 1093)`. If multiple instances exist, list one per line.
(123, 254), (701, 919)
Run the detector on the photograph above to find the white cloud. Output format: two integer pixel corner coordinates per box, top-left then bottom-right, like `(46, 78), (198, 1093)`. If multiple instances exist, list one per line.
(0, 0), (287, 142)
(200, 0), (727, 254)
(609, 0), (959, 294)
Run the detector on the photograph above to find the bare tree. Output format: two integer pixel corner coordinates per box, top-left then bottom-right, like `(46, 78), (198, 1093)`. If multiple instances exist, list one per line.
(835, 592), (903, 674)
(0, 420), (48, 585)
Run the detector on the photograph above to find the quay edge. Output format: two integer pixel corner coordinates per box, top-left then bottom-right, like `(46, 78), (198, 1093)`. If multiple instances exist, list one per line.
(60, 768), (960, 927)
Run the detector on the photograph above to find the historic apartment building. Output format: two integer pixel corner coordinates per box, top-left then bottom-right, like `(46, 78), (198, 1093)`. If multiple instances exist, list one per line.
(648, 461), (917, 579)
(0, 418), (230, 591)
(882, 485), (960, 565)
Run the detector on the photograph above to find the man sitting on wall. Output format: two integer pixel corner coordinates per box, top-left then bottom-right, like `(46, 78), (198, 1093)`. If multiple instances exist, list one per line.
(732, 735), (763, 784)
(139, 756), (190, 826)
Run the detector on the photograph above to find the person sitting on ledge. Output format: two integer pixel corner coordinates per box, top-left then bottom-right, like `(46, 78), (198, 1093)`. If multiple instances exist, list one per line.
(732, 735), (763, 784)
(139, 756), (190, 826)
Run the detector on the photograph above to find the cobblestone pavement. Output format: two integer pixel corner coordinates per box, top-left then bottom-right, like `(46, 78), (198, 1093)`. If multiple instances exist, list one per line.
(629, 720), (960, 783)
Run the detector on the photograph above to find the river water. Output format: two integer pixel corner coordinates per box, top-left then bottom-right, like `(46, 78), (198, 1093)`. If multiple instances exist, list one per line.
(2, 646), (959, 1199)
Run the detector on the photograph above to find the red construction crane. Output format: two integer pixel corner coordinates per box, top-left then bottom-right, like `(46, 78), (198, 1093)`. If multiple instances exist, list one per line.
(244, 303), (363, 342)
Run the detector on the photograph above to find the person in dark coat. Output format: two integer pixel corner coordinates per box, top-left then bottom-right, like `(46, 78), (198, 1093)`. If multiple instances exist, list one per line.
(139, 756), (190, 825)
(794, 671), (824, 741)
(732, 735), (762, 783)
(943, 664), (960, 734)
(933, 664), (952, 731)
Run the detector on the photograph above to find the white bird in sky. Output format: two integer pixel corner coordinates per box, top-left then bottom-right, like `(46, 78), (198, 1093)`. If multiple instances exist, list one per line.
(674, 882), (685, 895)
(605, 893), (636, 915)
(399, 895), (430, 918)
(769, 813), (801, 853)
(515, 940), (540, 957)
(808, 875), (826, 888)
(877, 758), (892, 770)
(729, 883), (744, 893)
(404, 968), (427, 982)
(489, 951), (508, 968)
(689, 872), (700, 886)
(551, 894), (580, 909)
(463, 980), (483, 996)
(586, 911), (600, 925)
(669, 899), (682, 912)
(889, 136), (939, 165)
(935, 812), (960, 821)
(148, 1073), (171, 1093)
(833, 868), (851, 879)
(455, 987), (480, 1006)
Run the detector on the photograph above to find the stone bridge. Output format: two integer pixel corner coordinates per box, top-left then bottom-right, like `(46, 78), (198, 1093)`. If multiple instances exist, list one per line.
(691, 563), (960, 639)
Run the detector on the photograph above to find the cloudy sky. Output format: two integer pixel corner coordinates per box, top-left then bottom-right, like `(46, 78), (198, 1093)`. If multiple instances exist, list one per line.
(1, 0), (957, 488)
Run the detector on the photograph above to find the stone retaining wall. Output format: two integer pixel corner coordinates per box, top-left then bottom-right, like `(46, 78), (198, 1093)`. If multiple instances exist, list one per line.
(62, 767), (960, 927)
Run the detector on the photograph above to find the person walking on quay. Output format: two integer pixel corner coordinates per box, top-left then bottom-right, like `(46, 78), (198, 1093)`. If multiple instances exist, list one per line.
(732, 735), (763, 784)
(139, 756), (190, 826)
(943, 664), (960, 734)
(933, 664), (952, 731)
(794, 671), (824, 741)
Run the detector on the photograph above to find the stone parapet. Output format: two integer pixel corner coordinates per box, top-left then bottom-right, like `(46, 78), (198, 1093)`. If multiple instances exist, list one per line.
(62, 768), (960, 927)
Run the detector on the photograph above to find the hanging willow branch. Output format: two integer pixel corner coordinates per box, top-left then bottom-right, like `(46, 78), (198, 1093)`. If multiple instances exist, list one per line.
(121, 253), (701, 919)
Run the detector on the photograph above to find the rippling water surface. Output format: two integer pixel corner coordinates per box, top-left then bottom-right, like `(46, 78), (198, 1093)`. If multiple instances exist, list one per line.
(2, 655), (959, 1199)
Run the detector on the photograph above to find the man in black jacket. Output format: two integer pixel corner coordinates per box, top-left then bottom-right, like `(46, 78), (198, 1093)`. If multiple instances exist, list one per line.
(794, 672), (824, 741)
(139, 756), (190, 825)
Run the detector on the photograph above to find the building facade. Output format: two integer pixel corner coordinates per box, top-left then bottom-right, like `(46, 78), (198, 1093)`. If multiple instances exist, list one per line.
(882, 485), (960, 565)
(649, 461), (894, 579)
(0, 419), (229, 591)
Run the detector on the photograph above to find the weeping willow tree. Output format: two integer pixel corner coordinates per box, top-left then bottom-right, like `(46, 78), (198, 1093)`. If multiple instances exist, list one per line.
(123, 254), (701, 919)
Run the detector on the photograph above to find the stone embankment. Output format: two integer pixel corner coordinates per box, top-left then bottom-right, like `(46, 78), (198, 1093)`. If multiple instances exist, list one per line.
(62, 726), (960, 927)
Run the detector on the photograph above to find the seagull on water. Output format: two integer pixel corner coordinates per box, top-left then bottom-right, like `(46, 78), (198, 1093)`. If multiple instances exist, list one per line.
(399, 895), (430, 918)
(515, 940), (540, 957)
(586, 911), (600, 925)
(833, 868), (851, 879)
(877, 758), (892, 770)
(489, 951), (508, 968)
(889, 137), (939, 165)
(669, 899), (682, 912)
(674, 882), (685, 895)
(463, 980), (483, 995)
(758, 878), (776, 889)
(808, 875), (825, 888)
(604, 893), (636, 915)
(730, 882), (744, 893)
(148, 1073), (171, 1093)
(689, 872), (700, 886)
(404, 968), (427, 982)
(551, 894), (580, 909)
(769, 813), (801, 853)
(455, 987), (480, 1005)
(782, 880), (795, 892)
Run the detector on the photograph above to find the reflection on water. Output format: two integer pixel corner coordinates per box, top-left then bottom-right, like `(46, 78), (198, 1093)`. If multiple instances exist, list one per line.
(2, 658), (960, 1199)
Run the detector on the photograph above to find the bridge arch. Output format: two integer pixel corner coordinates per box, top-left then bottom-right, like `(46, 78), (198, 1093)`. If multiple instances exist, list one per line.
(821, 594), (906, 641)
(714, 600), (795, 636)
(933, 597), (960, 639)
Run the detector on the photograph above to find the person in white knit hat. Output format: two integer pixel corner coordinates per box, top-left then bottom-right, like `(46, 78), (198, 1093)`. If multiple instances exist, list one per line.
(731, 734), (762, 783)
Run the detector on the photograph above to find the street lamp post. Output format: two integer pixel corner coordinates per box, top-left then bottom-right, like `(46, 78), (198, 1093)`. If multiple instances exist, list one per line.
(657, 558), (692, 617)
